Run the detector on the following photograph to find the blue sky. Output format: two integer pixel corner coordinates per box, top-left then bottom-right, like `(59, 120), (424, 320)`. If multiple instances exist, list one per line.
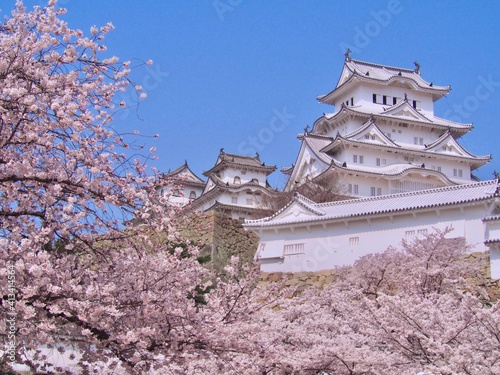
(13, 1), (500, 188)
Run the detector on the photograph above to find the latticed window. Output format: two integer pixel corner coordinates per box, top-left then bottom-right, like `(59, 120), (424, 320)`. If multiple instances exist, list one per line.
(405, 230), (415, 240)
(349, 237), (359, 248)
(283, 243), (305, 255)
(391, 180), (437, 194)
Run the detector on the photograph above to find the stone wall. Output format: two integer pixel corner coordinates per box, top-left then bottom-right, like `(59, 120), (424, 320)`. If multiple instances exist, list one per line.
(178, 211), (260, 274)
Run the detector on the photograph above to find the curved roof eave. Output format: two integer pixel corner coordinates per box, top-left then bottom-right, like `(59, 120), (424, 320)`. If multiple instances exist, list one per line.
(318, 72), (450, 105)
(245, 180), (498, 229)
(312, 105), (472, 135)
(321, 136), (490, 167)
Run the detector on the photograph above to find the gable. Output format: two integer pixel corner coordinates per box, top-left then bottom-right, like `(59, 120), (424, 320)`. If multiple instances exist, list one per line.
(349, 121), (397, 147)
(383, 101), (432, 123)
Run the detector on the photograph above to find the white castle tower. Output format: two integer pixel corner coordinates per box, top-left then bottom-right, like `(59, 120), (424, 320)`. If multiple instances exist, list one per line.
(283, 51), (491, 197)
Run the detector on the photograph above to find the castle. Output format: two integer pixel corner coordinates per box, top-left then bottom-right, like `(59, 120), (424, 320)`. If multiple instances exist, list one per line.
(159, 53), (500, 278)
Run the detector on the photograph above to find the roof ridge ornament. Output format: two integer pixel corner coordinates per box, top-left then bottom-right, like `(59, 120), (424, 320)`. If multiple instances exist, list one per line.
(344, 48), (351, 62)
(414, 60), (421, 75)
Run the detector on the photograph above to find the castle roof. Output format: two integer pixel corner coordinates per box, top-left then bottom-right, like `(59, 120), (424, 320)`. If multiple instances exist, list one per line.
(318, 58), (451, 105)
(317, 160), (458, 186)
(320, 131), (490, 170)
(245, 180), (499, 229)
(160, 161), (205, 188)
(203, 149), (276, 177)
(313, 102), (472, 136)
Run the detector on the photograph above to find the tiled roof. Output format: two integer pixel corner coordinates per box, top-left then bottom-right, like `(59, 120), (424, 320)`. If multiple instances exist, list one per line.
(313, 105), (472, 134)
(301, 134), (334, 164)
(327, 161), (457, 185)
(321, 133), (490, 169)
(245, 180), (499, 228)
(344, 59), (449, 91)
(161, 161), (205, 187)
(484, 215), (500, 222)
(318, 58), (450, 105)
(203, 149), (276, 176)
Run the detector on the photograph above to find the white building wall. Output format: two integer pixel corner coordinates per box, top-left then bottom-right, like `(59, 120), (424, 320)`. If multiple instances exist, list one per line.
(157, 185), (204, 207)
(218, 169), (267, 186)
(485, 218), (500, 279)
(257, 205), (489, 273)
(349, 83), (435, 117)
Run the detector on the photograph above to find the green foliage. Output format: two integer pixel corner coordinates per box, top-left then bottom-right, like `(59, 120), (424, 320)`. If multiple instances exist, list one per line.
(165, 239), (214, 305)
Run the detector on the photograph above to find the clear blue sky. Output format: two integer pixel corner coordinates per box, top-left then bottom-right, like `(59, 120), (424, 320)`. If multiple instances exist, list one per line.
(13, 1), (500, 188)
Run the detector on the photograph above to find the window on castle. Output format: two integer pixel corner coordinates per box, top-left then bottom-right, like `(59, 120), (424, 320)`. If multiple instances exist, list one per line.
(350, 97), (354, 106)
(231, 196), (238, 204)
(414, 137), (424, 145)
(370, 187), (382, 196)
(251, 178), (259, 184)
(172, 189), (180, 197)
(412, 100), (418, 109)
(417, 229), (428, 238)
(393, 97), (398, 105)
(348, 184), (359, 195)
(189, 191), (196, 199)
(405, 230), (415, 240)
(283, 243), (305, 255)
(246, 198), (253, 205)
(353, 155), (364, 164)
(453, 169), (463, 178)
(349, 237), (359, 248)
(234, 176), (241, 184)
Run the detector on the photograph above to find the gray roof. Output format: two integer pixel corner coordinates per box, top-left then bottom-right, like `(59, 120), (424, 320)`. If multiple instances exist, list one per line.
(245, 180), (499, 228)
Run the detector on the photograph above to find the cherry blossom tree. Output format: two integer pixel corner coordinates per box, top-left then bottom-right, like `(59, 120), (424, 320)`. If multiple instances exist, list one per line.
(0, 2), (282, 373)
(260, 228), (500, 375)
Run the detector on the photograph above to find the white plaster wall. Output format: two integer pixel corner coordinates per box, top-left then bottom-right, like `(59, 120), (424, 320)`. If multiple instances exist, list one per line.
(490, 246), (500, 280)
(219, 168), (267, 186)
(486, 220), (500, 241)
(157, 185), (204, 207)
(257, 204), (489, 273)
(353, 84), (434, 117)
